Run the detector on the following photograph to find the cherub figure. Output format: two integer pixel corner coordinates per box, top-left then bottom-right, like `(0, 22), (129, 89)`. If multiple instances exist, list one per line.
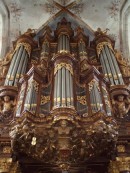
(112, 95), (130, 118)
(95, 28), (109, 36)
(55, 120), (72, 135)
(24, 28), (36, 38)
(2, 96), (15, 114)
(37, 58), (47, 74)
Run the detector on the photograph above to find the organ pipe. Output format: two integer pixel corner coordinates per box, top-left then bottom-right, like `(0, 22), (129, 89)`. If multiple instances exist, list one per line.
(78, 40), (86, 55)
(54, 64), (73, 107)
(42, 41), (49, 54)
(90, 81), (102, 113)
(58, 34), (70, 53)
(24, 80), (38, 114)
(4, 43), (31, 86)
(98, 43), (124, 85)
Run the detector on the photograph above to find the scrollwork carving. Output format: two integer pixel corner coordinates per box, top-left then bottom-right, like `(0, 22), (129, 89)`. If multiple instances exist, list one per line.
(0, 50), (13, 78)
(115, 50), (130, 77)
(40, 96), (50, 105)
(96, 42), (113, 56)
(10, 112), (118, 166)
(15, 42), (31, 56)
(54, 63), (73, 75)
(77, 96), (87, 105)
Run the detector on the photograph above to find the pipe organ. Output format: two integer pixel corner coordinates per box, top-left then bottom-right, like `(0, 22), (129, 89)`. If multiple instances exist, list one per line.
(0, 18), (129, 173)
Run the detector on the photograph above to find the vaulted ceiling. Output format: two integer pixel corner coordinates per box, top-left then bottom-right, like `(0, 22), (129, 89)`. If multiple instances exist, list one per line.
(0, 0), (127, 57)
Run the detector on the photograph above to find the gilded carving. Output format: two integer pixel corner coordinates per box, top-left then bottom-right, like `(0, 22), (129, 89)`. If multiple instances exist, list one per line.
(41, 95), (50, 105)
(9, 162), (22, 173)
(112, 95), (130, 118)
(9, 113), (118, 167)
(37, 58), (47, 75)
(80, 60), (91, 72)
(88, 79), (100, 92)
(115, 50), (130, 77)
(117, 145), (125, 153)
(96, 42), (113, 56)
(58, 50), (70, 54)
(0, 96), (15, 121)
(0, 158), (12, 173)
(1, 17), (128, 173)
(108, 161), (119, 173)
(0, 50), (13, 78)
(77, 95), (87, 105)
(54, 63), (73, 75)
(15, 42), (31, 56)
(116, 157), (130, 172)
(2, 96), (16, 114)
(27, 80), (39, 93)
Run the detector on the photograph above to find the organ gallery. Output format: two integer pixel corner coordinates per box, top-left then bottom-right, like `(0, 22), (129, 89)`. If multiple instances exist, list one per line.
(0, 11), (130, 173)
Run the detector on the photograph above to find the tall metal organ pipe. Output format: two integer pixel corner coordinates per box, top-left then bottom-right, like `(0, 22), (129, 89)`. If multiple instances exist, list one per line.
(24, 79), (38, 114)
(54, 63), (74, 107)
(78, 40), (87, 55)
(4, 43), (31, 86)
(42, 41), (49, 55)
(97, 43), (124, 85)
(58, 34), (70, 53)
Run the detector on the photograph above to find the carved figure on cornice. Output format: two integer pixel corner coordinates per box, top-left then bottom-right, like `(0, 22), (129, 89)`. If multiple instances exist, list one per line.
(112, 95), (130, 118)
(24, 28), (36, 38)
(115, 50), (130, 77)
(95, 28), (109, 37)
(0, 50), (13, 77)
